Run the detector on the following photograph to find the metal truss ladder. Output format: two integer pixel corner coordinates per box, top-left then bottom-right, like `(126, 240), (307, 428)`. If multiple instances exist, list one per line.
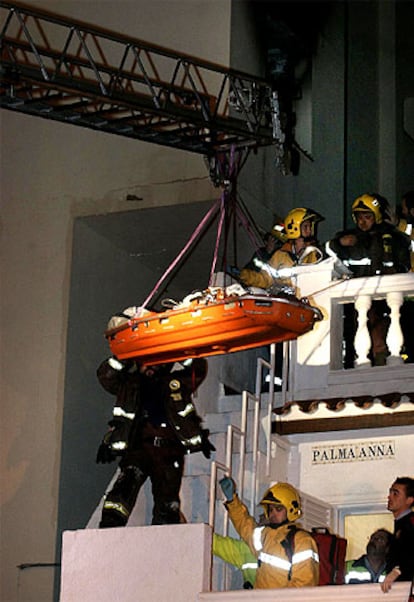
(0, 1), (278, 157)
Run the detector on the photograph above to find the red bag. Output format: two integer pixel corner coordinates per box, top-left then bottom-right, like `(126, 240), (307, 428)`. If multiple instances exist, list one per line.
(311, 527), (347, 585)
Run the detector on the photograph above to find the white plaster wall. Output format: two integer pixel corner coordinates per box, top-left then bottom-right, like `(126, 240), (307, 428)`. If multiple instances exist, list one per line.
(298, 432), (414, 507)
(0, 2), (231, 601)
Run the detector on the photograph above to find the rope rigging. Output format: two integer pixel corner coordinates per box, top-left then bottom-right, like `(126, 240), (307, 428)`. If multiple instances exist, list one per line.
(141, 142), (338, 311)
(141, 145), (265, 310)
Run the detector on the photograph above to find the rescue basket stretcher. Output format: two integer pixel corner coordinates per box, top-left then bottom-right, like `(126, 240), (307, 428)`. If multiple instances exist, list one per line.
(105, 286), (323, 366)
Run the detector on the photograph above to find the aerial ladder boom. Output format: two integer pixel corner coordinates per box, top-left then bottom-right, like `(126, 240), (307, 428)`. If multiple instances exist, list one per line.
(0, 1), (281, 158)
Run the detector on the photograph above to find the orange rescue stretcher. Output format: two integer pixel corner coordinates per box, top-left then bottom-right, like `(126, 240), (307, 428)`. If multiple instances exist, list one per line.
(105, 287), (323, 366)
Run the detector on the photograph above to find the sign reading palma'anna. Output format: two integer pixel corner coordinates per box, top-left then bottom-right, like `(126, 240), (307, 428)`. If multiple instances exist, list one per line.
(311, 440), (395, 465)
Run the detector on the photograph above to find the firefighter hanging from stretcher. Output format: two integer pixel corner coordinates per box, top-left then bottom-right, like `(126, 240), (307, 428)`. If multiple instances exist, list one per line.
(96, 355), (215, 527)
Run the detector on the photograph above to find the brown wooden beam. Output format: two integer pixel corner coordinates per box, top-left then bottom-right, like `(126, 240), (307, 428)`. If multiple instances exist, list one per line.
(272, 411), (414, 435)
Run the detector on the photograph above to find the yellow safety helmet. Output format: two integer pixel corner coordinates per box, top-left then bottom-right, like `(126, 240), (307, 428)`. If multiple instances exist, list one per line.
(284, 207), (323, 240)
(352, 194), (382, 224)
(260, 482), (302, 521)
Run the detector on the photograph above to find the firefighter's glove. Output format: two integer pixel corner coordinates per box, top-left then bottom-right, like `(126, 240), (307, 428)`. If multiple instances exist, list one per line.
(96, 420), (129, 464)
(220, 476), (236, 501)
(201, 429), (215, 459)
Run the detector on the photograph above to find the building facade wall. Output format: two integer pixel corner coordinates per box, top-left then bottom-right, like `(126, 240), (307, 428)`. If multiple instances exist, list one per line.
(0, 2), (231, 601)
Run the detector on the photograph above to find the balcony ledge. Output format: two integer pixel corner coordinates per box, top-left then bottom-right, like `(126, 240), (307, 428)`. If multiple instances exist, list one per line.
(198, 582), (411, 601)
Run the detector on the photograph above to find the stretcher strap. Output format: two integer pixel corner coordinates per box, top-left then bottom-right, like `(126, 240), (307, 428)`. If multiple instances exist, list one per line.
(236, 202), (263, 251)
(209, 191), (226, 285)
(143, 146), (255, 305)
(208, 145), (250, 284)
(141, 196), (222, 309)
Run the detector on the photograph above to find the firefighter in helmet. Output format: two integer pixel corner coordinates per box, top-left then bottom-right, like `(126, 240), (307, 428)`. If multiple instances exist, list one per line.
(96, 356), (215, 527)
(327, 192), (410, 366)
(239, 207), (324, 290)
(327, 193), (410, 277)
(219, 477), (319, 589)
(260, 482), (302, 522)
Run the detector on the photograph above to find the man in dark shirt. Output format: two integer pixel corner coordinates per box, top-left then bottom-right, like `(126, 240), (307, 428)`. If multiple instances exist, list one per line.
(381, 476), (414, 593)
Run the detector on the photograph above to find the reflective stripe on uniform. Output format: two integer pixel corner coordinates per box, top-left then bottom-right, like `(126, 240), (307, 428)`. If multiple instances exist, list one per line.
(111, 441), (127, 450)
(103, 501), (130, 518)
(182, 434), (202, 446)
(292, 549), (319, 565)
(345, 568), (386, 583)
(108, 357), (124, 370)
(345, 569), (371, 583)
(258, 552), (291, 572)
(253, 527), (265, 551)
(113, 407), (135, 420)
(258, 548), (318, 573)
(242, 562), (258, 570)
(177, 403), (195, 417)
(344, 258), (372, 266)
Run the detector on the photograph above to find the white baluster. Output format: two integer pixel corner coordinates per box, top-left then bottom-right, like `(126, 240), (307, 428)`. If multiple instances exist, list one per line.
(354, 295), (371, 367)
(386, 291), (404, 365)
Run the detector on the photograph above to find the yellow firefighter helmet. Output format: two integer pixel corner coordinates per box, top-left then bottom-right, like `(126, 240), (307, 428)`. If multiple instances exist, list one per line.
(284, 207), (323, 239)
(352, 194), (383, 224)
(260, 482), (302, 521)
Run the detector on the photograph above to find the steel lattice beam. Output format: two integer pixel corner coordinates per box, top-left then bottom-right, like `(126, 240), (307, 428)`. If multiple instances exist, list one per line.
(0, 1), (278, 156)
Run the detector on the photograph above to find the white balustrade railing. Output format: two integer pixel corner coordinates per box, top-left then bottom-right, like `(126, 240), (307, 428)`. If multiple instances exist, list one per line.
(280, 258), (414, 400)
(330, 271), (414, 368)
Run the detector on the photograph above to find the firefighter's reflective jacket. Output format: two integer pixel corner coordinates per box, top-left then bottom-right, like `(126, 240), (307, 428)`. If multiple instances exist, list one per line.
(225, 494), (319, 589)
(327, 222), (411, 277)
(97, 357), (208, 454)
(345, 556), (386, 584)
(240, 240), (322, 290)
